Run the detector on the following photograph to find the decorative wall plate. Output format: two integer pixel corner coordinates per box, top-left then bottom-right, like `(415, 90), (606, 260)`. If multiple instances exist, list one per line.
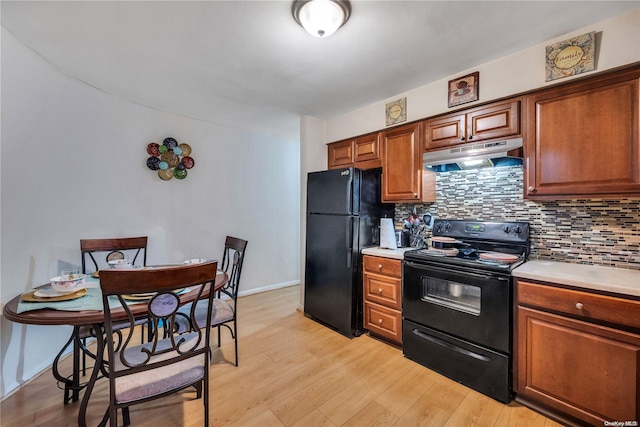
(146, 137), (194, 180)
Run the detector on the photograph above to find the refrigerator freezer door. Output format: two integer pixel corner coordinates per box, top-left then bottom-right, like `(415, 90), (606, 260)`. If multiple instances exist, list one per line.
(307, 167), (360, 215)
(304, 214), (360, 335)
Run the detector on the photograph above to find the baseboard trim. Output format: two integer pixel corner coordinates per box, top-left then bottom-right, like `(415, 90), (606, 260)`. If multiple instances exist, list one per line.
(238, 281), (299, 297)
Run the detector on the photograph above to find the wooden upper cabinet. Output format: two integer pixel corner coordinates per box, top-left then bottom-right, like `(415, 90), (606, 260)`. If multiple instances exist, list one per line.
(423, 113), (466, 149)
(424, 99), (520, 150)
(327, 139), (354, 169)
(524, 66), (640, 198)
(467, 100), (520, 142)
(354, 133), (382, 169)
(382, 123), (436, 202)
(327, 133), (381, 170)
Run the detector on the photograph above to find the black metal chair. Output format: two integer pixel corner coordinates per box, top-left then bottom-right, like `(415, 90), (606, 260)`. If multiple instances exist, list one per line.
(176, 236), (247, 366)
(79, 237), (151, 364)
(57, 237), (148, 404)
(81, 237), (147, 274)
(98, 261), (218, 427)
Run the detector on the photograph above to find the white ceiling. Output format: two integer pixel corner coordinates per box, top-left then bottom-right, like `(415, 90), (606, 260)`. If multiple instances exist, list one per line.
(2, 1), (639, 141)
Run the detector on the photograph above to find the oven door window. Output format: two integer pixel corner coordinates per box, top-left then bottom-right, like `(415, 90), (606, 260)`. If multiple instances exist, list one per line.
(421, 276), (481, 316)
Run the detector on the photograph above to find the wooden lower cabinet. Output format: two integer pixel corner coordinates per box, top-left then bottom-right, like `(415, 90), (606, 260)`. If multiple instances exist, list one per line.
(515, 280), (640, 425)
(363, 255), (402, 345)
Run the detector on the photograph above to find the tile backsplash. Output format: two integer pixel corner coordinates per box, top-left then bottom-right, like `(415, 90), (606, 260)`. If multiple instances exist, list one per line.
(395, 165), (640, 271)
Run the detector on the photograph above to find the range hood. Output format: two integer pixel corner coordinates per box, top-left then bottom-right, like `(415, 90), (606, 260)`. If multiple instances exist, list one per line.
(423, 138), (523, 169)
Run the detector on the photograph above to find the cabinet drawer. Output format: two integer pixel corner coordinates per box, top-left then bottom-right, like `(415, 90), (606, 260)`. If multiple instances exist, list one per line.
(363, 272), (401, 310)
(364, 301), (402, 344)
(517, 280), (640, 329)
(363, 256), (401, 278)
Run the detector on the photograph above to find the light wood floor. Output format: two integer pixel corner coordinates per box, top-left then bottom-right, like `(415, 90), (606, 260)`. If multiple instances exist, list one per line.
(1, 285), (561, 426)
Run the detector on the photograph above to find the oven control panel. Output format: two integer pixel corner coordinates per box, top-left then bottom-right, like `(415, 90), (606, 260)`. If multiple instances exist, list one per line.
(433, 219), (529, 243)
(465, 223), (485, 233)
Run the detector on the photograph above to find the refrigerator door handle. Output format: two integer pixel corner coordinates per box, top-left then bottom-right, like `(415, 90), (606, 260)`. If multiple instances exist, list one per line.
(346, 217), (353, 269)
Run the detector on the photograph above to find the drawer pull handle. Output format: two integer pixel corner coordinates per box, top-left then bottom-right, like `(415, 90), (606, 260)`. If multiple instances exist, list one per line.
(576, 302), (584, 310)
(378, 264), (383, 271)
(378, 318), (383, 324)
(378, 288), (383, 294)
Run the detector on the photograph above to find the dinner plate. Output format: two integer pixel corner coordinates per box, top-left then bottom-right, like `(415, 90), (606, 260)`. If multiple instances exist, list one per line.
(35, 286), (87, 298)
(122, 288), (185, 302)
(122, 292), (157, 301)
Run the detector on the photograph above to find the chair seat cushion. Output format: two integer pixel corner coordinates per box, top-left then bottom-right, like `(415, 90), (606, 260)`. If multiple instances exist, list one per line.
(113, 332), (206, 403)
(176, 299), (235, 332)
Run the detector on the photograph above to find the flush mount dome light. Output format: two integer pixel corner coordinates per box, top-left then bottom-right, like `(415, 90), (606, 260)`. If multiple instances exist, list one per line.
(292, 0), (351, 38)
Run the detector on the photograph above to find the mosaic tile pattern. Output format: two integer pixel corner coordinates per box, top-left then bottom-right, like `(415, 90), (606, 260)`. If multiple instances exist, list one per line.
(395, 166), (640, 271)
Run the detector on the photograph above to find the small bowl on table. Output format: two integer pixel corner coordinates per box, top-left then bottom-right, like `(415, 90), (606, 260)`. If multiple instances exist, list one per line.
(108, 259), (133, 270)
(51, 274), (86, 294)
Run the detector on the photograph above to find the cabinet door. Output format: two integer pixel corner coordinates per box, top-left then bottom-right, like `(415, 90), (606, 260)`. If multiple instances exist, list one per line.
(467, 100), (520, 142)
(327, 139), (354, 170)
(524, 68), (640, 198)
(423, 113), (466, 150)
(354, 133), (380, 162)
(382, 123), (423, 201)
(353, 133), (382, 169)
(516, 306), (640, 425)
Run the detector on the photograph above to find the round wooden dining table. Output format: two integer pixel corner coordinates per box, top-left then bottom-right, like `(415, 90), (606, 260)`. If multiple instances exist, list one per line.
(3, 266), (228, 427)
(3, 269), (229, 326)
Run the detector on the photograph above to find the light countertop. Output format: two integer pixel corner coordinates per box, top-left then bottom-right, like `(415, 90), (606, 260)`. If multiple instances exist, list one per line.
(513, 260), (640, 298)
(362, 247), (415, 260)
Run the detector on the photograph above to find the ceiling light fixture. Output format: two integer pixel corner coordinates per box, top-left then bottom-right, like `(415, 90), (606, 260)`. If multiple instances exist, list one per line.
(292, 0), (351, 38)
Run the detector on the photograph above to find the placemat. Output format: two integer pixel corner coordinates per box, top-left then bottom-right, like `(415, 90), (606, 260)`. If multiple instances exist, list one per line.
(16, 287), (104, 314)
(16, 285), (191, 313)
(21, 288), (88, 302)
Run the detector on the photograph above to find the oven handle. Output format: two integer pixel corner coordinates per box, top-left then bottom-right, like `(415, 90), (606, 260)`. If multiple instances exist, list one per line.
(411, 329), (491, 362)
(404, 261), (509, 281)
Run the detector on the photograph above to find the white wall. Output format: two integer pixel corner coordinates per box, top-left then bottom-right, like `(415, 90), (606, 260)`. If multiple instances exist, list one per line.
(298, 115), (327, 309)
(324, 8), (640, 142)
(0, 28), (300, 398)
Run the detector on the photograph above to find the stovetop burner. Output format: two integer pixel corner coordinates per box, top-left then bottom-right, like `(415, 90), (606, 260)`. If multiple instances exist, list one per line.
(404, 219), (530, 273)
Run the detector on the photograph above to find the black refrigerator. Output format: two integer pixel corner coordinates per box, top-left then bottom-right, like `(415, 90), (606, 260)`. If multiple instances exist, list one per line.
(304, 167), (395, 336)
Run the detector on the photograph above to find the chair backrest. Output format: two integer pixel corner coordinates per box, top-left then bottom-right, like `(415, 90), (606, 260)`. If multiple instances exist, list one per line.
(219, 236), (248, 302)
(80, 237), (148, 273)
(99, 261), (218, 396)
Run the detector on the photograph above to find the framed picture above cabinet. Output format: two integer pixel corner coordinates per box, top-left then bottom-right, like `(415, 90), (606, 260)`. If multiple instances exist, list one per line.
(385, 97), (407, 126)
(448, 72), (479, 108)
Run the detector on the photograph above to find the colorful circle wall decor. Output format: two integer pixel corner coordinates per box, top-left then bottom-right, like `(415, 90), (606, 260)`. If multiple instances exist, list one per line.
(146, 137), (195, 180)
